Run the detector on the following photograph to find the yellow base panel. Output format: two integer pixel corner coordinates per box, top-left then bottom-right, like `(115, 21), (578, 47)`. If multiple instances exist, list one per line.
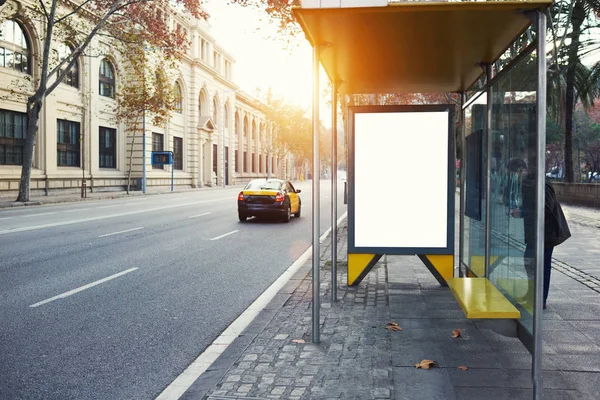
(347, 253), (380, 286)
(447, 278), (521, 319)
(467, 255), (500, 277)
(423, 254), (454, 283)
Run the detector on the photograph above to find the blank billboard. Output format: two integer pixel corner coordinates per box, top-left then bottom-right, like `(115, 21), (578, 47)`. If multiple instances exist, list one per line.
(352, 109), (452, 252)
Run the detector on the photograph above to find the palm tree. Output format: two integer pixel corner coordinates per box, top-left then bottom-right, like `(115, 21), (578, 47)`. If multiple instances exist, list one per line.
(548, 0), (600, 182)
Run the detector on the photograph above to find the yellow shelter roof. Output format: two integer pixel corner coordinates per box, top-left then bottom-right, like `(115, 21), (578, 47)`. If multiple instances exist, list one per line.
(293, 1), (552, 94)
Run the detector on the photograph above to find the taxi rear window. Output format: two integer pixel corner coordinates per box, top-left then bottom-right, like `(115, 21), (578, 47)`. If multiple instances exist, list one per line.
(245, 180), (281, 191)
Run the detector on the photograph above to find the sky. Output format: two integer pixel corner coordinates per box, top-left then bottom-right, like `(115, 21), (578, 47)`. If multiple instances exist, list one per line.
(202, 1), (320, 111)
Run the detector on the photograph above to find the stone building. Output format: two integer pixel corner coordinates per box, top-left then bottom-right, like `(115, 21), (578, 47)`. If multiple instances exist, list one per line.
(0, 0), (289, 196)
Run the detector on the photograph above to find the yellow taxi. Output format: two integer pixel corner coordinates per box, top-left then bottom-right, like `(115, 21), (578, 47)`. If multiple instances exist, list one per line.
(237, 179), (302, 222)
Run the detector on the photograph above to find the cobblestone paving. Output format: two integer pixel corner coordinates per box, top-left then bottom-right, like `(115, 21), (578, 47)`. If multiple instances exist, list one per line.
(204, 224), (395, 400)
(193, 205), (600, 400)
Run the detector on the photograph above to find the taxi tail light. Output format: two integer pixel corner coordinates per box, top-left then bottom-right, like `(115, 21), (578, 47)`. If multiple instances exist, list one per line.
(275, 192), (284, 202)
(238, 192), (244, 201)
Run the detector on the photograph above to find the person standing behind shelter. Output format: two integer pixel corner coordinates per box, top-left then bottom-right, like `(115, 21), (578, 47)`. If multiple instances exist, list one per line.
(509, 157), (571, 309)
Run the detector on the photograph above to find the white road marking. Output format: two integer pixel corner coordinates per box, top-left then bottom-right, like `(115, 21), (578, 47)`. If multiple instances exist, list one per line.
(63, 208), (91, 213)
(188, 212), (211, 219)
(209, 230), (238, 241)
(23, 212), (57, 218)
(0, 197), (229, 236)
(29, 268), (139, 308)
(0, 216), (14, 221)
(99, 227), (144, 237)
(155, 212), (348, 400)
(98, 205), (120, 209)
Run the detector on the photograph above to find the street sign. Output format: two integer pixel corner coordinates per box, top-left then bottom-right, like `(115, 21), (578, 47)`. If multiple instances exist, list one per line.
(152, 151), (173, 165)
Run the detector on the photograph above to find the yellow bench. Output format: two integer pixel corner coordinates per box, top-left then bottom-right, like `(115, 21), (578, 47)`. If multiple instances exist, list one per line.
(447, 278), (521, 319)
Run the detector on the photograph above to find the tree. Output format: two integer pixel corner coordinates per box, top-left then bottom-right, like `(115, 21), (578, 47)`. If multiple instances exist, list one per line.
(5, 0), (203, 202)
(547, 0), (600, 182)
(114, 42), (177, 193)
(574, 108), (600, 181)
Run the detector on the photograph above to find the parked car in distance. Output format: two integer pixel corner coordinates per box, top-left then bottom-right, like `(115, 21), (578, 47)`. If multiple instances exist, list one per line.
(237, 178), (302, 222)
(546, 167), (563, 180)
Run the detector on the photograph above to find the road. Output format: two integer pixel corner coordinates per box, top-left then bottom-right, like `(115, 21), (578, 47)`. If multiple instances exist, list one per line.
(0, 180), (346, 400)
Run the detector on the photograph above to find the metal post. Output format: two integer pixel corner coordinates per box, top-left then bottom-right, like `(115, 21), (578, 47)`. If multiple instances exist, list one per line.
(533, 10), (547, 400)
(171, 151), (174, 192)
(331, 80), (338, 302)
(142, 110), (147, 194)
(312, 44), (321, 343)
(459, 92), (466, 277)
(484, 64), (492, 279)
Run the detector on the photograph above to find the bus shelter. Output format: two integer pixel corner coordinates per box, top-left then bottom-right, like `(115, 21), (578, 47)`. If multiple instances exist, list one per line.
(293, 1), (551, 398)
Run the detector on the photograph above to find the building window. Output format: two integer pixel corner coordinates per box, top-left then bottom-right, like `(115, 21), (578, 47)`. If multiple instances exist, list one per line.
(212, 97), (218, 123)
(259, 155), (263, 173)
(152, 132), (164, 169)
(243, 117), (248, 137)
(99, 59), (115, 98)
(235, 112), (239, 136)
(252, 153), (255, 172)
(213, 144), (218, 175)
(99, 126), (116, 168)
(173, 137), (183, 170)
(0, 20), (30, 74)
(0, 109), (27, 165)
(173, 83), (183, 113)
(58, 43), (78, 88)
(235, 149), (239, 172)
(224, 105), (229, 129)
(57, 119), (80, 167)
(243, 151), (247, 173)
(252, 121), (256, 140)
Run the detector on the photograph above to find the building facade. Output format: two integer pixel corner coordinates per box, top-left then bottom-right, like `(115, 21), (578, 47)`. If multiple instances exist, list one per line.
(0, 0), (286, 196)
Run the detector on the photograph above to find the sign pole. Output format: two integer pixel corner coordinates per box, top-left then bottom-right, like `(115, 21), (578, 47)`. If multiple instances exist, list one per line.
(171, 151), (174, 192)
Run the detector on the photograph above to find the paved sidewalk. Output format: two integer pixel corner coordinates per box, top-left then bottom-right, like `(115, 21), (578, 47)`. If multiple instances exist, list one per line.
(0, 185), (241, 209)
(180, 214), (600, 400)
(2, 189), (599, 399)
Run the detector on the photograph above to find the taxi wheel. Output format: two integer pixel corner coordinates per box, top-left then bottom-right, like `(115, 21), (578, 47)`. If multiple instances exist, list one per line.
(283, 205), (291, 223)
(238, 212), (247, 222)
(294, 200), (301, 218)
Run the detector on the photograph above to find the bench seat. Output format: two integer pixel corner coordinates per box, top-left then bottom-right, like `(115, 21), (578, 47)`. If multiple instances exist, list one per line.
(447, 278), (521, 319)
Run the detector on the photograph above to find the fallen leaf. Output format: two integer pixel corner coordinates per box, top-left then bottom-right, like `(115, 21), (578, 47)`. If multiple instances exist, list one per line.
(291, 339), (305, 344)
(385, 322), (403, 331)
(458, 366), (468, 371)
(452, 328), (462, 338)
(415, 359), (438, 369)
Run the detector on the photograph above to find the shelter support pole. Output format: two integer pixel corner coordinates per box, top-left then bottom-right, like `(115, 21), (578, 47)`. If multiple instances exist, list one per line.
(312, 44), (321, 344)
(484, 64), (493, 279)
(459, 92), (466, 278)
(331, 80), (338, 302)
(533, 10), (547, 400)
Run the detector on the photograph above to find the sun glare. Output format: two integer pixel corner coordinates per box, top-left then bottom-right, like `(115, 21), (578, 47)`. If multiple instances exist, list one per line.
(203, 1), (314, 109)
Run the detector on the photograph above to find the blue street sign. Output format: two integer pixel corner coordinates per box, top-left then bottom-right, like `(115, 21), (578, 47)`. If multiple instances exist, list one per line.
(151, 151), (173, 165)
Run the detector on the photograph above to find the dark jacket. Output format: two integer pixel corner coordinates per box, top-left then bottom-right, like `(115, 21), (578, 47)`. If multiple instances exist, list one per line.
(521, 178), (571, 247)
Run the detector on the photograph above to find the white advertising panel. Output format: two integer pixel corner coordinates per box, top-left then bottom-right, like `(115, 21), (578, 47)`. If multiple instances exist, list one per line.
(354, 111), (449, 249)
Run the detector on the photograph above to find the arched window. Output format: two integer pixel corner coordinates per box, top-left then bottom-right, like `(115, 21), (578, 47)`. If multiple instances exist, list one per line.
(0, 19), (31, 74)
(243, 116), (248, 137)
(173, 82), (183, 113)
(99, 59), (115, 98)
(252, 120), (256, 140)
(235, 111), (239, 136)
(224, 104), (229, 128)
(58, 43), (79, 88)
(199, 90), (208, 116)
(212, 97), (218, 123)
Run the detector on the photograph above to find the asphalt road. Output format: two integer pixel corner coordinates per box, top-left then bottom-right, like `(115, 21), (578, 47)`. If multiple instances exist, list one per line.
(0, 180), (346, 400)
